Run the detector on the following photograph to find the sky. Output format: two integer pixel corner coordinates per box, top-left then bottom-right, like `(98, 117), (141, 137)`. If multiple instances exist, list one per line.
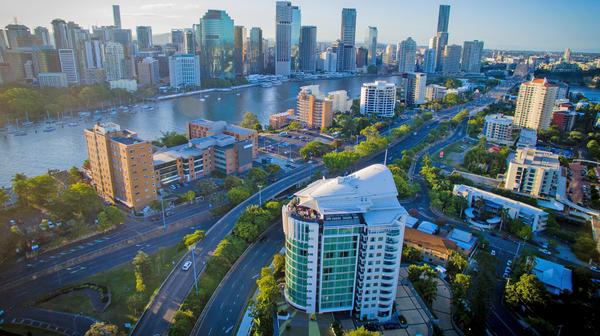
(3, 0), (600, 52)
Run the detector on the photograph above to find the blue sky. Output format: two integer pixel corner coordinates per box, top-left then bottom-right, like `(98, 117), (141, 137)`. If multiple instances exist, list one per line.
(3, 0), (600, 52)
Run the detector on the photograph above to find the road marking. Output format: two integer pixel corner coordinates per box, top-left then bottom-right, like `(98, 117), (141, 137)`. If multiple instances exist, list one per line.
(225, 326), (234, 333)
(251, 273), (259, 279)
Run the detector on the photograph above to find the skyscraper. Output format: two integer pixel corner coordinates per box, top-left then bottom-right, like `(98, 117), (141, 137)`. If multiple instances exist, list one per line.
(83, 39), (103, 69)
(437, 5), (451, 33)
(113, 5), (122, 29)
(383, 44), (395, 65)
(275, 1), (293, 76)
(563, 48), (572, 62)
(33, 26), (51, 46)
(461, 40), (484, 73)
(103, 41), (125, 81)
(360, 81), (396, 118)
(136, 26), (153, 50)
(434, 5), (450, 72)
(299, 26), (317, 73)
(423, 48), (436, 73)
(282, 164), (406, 321)
(32, 46), (60, 74)
(199, 9), (234, 79)
(5, 24), (33, 48)
(404, 72), (427, 106)
(234, 25), (245, 76)
(397, 37), (417, 73)
(112, 28), (134, 79)
(442, 44), (461, 74)
(58, 48), (79, 84)
(513, 78), (558, 131)
(137, 57), (159, 86)
(339, 8), (357, 72)
(168, 54), (201, 88)
(171, 29), (184, 52)
(366, 26), (377, 66)
(248, 27), (264, 74)
(291, 5), (301, 72)
(183, 28), (195, 54)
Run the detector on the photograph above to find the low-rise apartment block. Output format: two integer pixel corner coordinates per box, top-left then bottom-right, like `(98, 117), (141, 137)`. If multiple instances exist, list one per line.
(505, 148), (562, 198)
(188, 119), (258, 158)
(483, 113), (513, 145)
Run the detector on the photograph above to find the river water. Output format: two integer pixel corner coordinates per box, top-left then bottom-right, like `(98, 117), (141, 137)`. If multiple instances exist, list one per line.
(0, 75), (404, 187)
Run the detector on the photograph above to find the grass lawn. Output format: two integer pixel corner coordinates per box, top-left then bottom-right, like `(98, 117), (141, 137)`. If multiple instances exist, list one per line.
(35, 244), (186, 328)
(0, 324), (63, 336)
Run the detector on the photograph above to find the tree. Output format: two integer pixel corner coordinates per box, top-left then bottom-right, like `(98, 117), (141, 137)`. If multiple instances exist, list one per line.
(443, 93), (460, 106)
(587, 139), (600, 159)
(97, 206), (125, 231)
(246, 167), (268, 188)
(0, 188), (9, 206)
(68, 166), (82, 184)
(345, 327), (380, 336)
(240, 111), (262, 131)
(54, 182), (101, 220)
(299, 141), (330, 159)
(287, 120), (301, 130)
(251, 267), (279, 336)
(180, 190), (196, 204)
(265, 163), (281, 175)
(323, 151), (360, 173)
(13, 174), (58, 209)
(183, 229), (206, 248)
(227, 187), (251, 205)
(223, 176), (245, 190)
(196, 179), (218, 197)
(272, 254), (285, 280)
(402, 246), (423, 263)
(571, 234), (599, 262)
(446, 251), (467, 279)
(505, 273), (548, 307)
(154, 131), (188, 147)
(451, 273), (471, 305)
(84, 322), (119, 336)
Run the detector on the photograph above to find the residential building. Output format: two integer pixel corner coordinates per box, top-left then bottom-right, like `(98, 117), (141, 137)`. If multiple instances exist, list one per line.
(417, 221), (438, 235)
(32, 46), (60, 74)
(442, 44), (461, 74)
(183, 28), (195, 55)
(171, 29), (184, 52)
(425, 84), (446, 101)
(6, 24), (33, 48)
(327, 90), (352, 113)
(404, 72), (426, 105)
(58, 48), (79, 84)
(320, 50), (337, 72)
(504, 148), (561, 198)
(137, 57), (159, 86)
(38, 72), (67, 88)
(517, 128), (537, 148)
(199, 10), (234, 79)
(551, 109), (576, 132)
(248, 27), (264, 74)
(269, 109), (294, 129)
(423, 48), (436, 74)
(103, 42), (125, 81)
(447, 228), (477, 254)
(113, 5), (122, 28)
(168, 54), (201, 88)
(356, 47), (368, 69)
(483, 114), (514, 145)
(275, 1), (293, 76)
(282, 164), (407, 321)
(453, 184), (549, 232)
(33, 26), (51, 46)
(365, 26), (377, 66)
(51, 19), (71, 49)
(296, 85), (333, 130)
(136, 26), (153, 50)
(233, 25), (245, 76)
(404, 227), (457, 265)
(562, 48), (571, 63)
(434, 5), (450, 72)
(532, 257), (572, 295)
(514, 78), (559, 131)
(360, 81), (396, 118)
(299, 26), (317, 73)
(383, 44), (395, 65)
(84, 123), (156, 211)
(461, 40), (484, 73)
(188, 119), (258, 158)
(83, 39), (103, 70)
(397, 37), (416, 73)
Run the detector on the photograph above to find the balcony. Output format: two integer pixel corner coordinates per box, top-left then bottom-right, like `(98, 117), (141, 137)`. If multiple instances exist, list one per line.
(287, 204), (320, 223)
(385, 246), (398, 253)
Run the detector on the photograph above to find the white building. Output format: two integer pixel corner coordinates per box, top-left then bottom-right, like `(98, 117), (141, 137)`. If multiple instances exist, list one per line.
(320, 50), (337, 72)
(453, 184), (549, 232)
(283, 164), (407, 321)
(360, 81), (396, 118)
(109, 79), (138, 92)
(404, 72), (426, 105)
(396, 37), (416, 73)
(327, 90), (352, 113)
(275, 1), (293, 76)
(103, 42), (125, 81)
(483, 114), (513, 145)
(58, 48), (79, 85)
(504, 148), (562, 198)
(425, 84), (446, 101)
(168, 54), (201, 88)
(513, 78), (559, 131)
(38, 72), (68, 88)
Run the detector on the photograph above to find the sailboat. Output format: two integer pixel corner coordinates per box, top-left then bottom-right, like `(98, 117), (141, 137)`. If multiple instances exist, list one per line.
(13, 119), (27, 136)
(22, 112), (34, 127)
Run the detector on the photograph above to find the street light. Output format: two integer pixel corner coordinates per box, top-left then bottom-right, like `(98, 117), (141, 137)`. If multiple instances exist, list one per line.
(258, 185), (264, 206)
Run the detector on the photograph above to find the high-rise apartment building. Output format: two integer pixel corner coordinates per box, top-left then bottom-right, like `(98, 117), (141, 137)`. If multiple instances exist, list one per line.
(171, 29), (184, 52)
(283, 164), (407, 321)
(183, 28), (195, 55)
(483, 114), (514, 145)
(320, 50), (337, 72)
(5, 24), (33, 48)
(461, 40), (484, 73)
(199, 10), (234, 79)
(58, 48), (79, 84)
(442, 44), (461, 74)
(383, 44), (396, 65)
(83, 39), (103, 69)
(360, 81), (396, 117)
(563, 48), (571, 62)
(233, 25), (245, 76)
(437, 5), (451, 33)
(168, 54), (201, 88)
(434, 5), (450, 72)
(136, 26), (153, 50)
(423, 48), (436, 73)
(356, 47), (368, 69)
(404, 72), (427, 106)
(275, 1), (293, 76)
(397, 37), (416, 73)
(296, 85), (333, 130)
(366, 27), (378, 66)
(513, 78), (558, 130)
(339, 8), (357, 72)
(113, 5), (122, 29)
(103, 42), (125, 81)
(248, 27), (264, 74)
(51, 19), (71, 49)
(33, 26), (51, 46)
(84, 123), (156, 211)
(137, 57), (159, 86)
(299, 26), (317, 73)
(504, 148), (561, 198)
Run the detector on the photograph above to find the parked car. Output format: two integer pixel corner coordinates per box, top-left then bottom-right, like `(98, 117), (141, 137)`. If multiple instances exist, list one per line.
(181, 261), (192, 271)
(590, 265), (599, 272)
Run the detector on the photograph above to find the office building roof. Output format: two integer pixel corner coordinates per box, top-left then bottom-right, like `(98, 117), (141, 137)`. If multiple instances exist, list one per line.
(533, 257), (572, 293)
(512, 147), (560, 169)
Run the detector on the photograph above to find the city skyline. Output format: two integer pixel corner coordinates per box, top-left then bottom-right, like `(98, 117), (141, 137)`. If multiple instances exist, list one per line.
(2, 0), (599, 52)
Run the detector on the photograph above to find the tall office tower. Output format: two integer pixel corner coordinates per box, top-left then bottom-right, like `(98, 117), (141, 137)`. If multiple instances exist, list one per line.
(33, 26), (51, 46)
(320, 50), (337, 72)
(58, 49), (79, 84)
(113, 5), (122, 29)
(112, 28), (134, 79)
(296, 85), (333, 130)
(461, 42), (483, 74)
(423, 48), (436, 73)
(360, 81), (396, 118)
(397, 37), (417, 73)
(428, 36), (436, 49)
(441, 44), (461, 74)
(103, 42), (125, 80)
(5, 24), (33, 48)
(83, 39), (103, 69)
(365, 26), (378, 66)
(199, 10), (234, 79)
(84, 123), (156, 211)
(0, 29), (7, 50)
(32, 46), (60, 74)
(234, 25), (245, 76)
(339, 8), (357, 72)
(248, 27), (264, 74)
(433, 4), (450, 72)
(275, 1), (293, 76)
(136, 57), (159, 86)
(283, 164), (406, 321)
(383, 44), (395, 65)
(290, 5), (301, 72)
(404, 72), (427, 106)
(51, 19), (71, 49)
(299, 26), (317, 73)
(183, 28), (195, 54)
(171, 29), (184, 52)
(136, 26), (152, 50)
(356, 47), (368, 68)
(513, 78), (559, 131)
(168, 54), (201, 88)
(563, 48), (571, 62)
(192, 23), (202, 53)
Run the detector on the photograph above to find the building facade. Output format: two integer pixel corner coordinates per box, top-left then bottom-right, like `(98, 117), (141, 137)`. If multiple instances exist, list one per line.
(365, 26), (378, 66)
(513, 78), (559, 131)
(296, 85), (333, 130)
(136, 26), (153, 50)
(188, 119), (258, 158)
(275, 1), (293, 76)
(58, 48), (79, 84)
(483, 114), (514, 145)
(397, 37), (416, 73)
(404, 72), (426, 106)
(136, 57), (159, 86)
(504, 148), (561, 198)
(339, 8), (356, 72)
(199, 10), (234, 79)
(38, 72), (68, 88)
(248, 27), (264, 74)
(461, 40), (484, 73)
(425, 84), (446, 101)
(360, 81), (396, 117)
(299, 26), (317, 73)
(441, 44), (461, 75)
(103, 42), (125, 81)
(168, 54), (201, 88)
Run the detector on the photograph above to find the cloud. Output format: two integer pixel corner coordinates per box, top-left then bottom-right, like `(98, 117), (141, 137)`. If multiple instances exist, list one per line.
(140, 3), (174, 10)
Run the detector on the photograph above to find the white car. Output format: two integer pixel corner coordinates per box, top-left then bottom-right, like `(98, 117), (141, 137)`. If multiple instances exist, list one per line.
(491, 250), (496, 256)
(181, 261), (192, 271)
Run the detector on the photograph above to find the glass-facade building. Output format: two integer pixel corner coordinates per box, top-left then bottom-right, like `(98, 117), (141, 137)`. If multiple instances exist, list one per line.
(199, 10), (234, 79)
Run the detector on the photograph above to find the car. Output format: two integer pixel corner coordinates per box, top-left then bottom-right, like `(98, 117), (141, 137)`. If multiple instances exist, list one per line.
(491, 250), (496, 256)
(539, 248), (551, 255)
(506, 260), (513, 266)
(590, 265), (600, 272)
(181, 261), (192, 271)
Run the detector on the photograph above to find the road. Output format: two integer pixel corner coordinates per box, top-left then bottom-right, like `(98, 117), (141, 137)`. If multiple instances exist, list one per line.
(131, 164), (317, 336)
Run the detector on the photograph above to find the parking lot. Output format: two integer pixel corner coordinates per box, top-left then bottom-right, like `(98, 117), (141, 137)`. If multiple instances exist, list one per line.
(567, 162), (599, 207)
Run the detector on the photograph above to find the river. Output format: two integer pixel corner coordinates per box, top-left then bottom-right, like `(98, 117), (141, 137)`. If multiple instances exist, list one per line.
(570, 85), (600, 102)
(0, 75), (404, 187)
